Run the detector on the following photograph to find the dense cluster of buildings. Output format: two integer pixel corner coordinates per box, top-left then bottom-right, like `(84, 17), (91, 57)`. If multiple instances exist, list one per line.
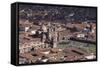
(19, 19), (96, 64)
(18, 4), (97, 64)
